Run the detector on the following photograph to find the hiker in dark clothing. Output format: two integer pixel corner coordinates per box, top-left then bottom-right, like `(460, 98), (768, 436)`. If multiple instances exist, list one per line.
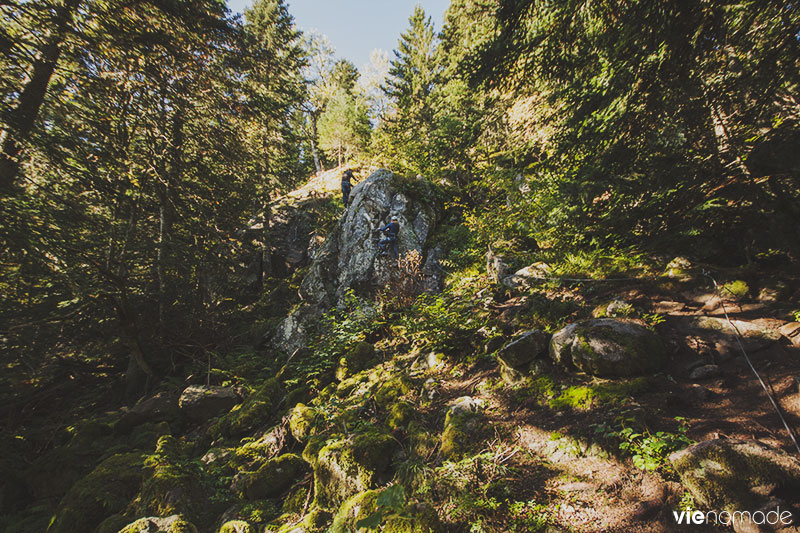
(341, 169), (357, 206)
(378, 217), (400, 258)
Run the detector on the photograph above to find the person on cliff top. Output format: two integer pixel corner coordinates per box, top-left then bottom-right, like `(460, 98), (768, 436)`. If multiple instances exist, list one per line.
(341, 169), (357, 207)
(378, 216), (400, 258)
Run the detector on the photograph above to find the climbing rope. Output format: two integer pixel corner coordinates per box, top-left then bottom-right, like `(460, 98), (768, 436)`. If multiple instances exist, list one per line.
(704, 271), (800, 456)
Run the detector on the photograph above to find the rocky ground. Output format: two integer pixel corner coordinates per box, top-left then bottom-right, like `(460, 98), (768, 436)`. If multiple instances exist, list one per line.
(2, 168), (800, 533)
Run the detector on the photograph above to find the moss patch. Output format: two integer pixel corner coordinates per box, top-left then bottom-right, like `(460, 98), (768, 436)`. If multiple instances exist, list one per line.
(289, 403), (317, 442)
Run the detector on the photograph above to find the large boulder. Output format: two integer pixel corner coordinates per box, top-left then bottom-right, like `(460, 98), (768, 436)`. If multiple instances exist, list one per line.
(669, 439), (800, 516)
(276, 170), (441, 354)
(178, 385), (240, 422)
(549, 318), (666, 377)
(232, 453), (308, 500)
(118, 515), (197, 533)
(312, 430), (397, 510)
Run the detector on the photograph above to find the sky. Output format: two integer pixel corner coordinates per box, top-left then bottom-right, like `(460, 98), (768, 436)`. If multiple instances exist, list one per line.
(226, 0), (452, 71)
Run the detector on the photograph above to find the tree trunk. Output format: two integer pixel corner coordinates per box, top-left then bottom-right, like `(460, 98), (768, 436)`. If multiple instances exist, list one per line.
(310, 114), (322, 174)
(0, 0), (82, 190)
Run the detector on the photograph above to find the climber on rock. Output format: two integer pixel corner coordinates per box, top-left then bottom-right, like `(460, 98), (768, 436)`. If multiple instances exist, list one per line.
(341, 169), (357, 207)
(377, 216), (400, 258)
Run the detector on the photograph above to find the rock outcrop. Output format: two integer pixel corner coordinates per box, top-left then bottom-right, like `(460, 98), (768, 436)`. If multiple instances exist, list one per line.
(276, 170), (442, 354)
(550, 318), (666, 377)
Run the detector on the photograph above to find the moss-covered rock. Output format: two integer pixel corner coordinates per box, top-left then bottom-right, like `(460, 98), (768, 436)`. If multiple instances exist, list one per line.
(289, 403), (317, 442)
(274, 507), (331, 533)
(329, 488), (442, 533)
(441, 398), (485, 460)
(233, 453), (308, 500)
(407, 422), (438, 460)
(669, 439), (800, 512)
(549, 318), (666, 377)
(210, 378), (283, 439)
(219, 519), (255, 533)
(136, 436), (218, 527)
(374, 374), (412, 409)
(387, 401), (414, 432)
(328, 489), (380, 533)
(179, 385), (240, 422)
(46, 452), (145, 533)
(118, 514), (198, 533)
(282, 486), (310, 515)
(313, 431), (397, 510)
(336, 342), (377, 381)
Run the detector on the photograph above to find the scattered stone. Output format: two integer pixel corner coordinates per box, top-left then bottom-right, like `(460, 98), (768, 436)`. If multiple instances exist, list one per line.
(665, 257), (692, 278)
(669, 439), (800, 513)
(178, 385), (240, 422)
(685, 358), (710, 373)
(220, 520), (255, 533)
(441, 397), (485, 459)
(758, 281), (788, 303)
(496, 330), (549, 368)
(423, 378), (438, 401)
(779, 322), (800, 347)
(652, 300), (686, 314)
(486, 250), (510, 284)
(679, 316), (782, 353)
(501, 262), (552, 289)
(686, 384), (713, 403)
(592, 299), (635, 318)
(549, 319), (666, 377)
(689, 364), (722, 381)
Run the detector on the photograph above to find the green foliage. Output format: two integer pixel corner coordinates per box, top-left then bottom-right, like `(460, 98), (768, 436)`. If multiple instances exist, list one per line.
(721, 280), (750, 299)
(593, 416), (692, 472)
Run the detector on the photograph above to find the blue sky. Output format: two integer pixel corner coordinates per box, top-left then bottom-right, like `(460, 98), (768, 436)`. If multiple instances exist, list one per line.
(226, 0), (451, 71)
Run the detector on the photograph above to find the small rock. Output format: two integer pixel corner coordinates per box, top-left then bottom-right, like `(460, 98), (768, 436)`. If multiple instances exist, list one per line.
(758, 281), (788, 303)
(779, 322), (800, 347)
(447, 396), (484, 418)
(496, 329), (549, 368)
(486, 250), (510, 284)
(484, 335), (505, 354)
(685, 359), (709, 373)
(689, 364), (721, 381)
(115, 390), (180, 433)
(665, 257), (692, 278)
(501, 262), (552, 289)
(686, 384), (713, 403)
(178, 385), (240, 422)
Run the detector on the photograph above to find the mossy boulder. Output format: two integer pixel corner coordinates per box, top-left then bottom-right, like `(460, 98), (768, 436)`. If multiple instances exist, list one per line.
(496, 330), (548, 368)
(669, 439), (800, 512)
(441, 397), (485, 460)
(549, 318), (666, 377)
(46, 452), (146, 533)
(289, 403), (317, 442)
(302, 435), (329, 465)
(330, 488), (442, 533)
(210, 378), (283, 438)
(220, 519), (255, 533)
(374, 374), (412, 409)
(313, 431), (397, 510)
(233, 453), (308, 500)
(665, 256), (692, 278)
(336, 342), (377, 381)
(387, 401), (415, 432)
(178, 385), (240, 422)
(136, 436), (216, 527)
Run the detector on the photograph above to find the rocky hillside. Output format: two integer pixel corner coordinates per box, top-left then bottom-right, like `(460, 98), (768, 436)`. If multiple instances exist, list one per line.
(2, 169), (800, 533)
